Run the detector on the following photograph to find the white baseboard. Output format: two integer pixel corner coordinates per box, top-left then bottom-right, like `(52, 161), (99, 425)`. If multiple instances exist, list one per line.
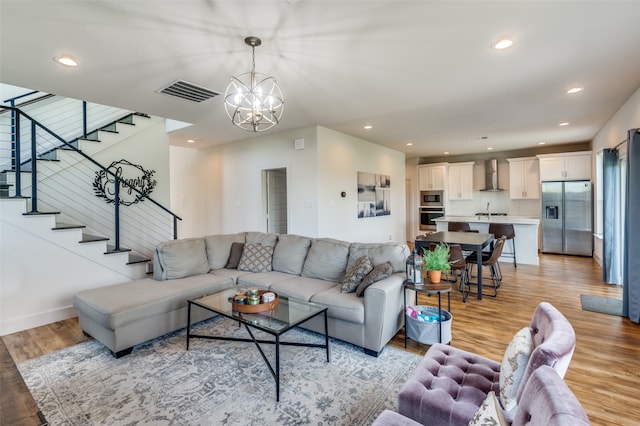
(0, 306), (78, 336)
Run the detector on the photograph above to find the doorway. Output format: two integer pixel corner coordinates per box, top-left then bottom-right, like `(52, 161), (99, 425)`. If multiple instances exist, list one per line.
(264, 168), (288, 234)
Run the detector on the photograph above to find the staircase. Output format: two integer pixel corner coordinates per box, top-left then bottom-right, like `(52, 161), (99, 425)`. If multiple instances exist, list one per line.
(0, 92), (180, 334)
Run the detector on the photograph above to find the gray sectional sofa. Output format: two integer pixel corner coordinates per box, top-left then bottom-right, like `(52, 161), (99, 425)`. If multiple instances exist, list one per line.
(74, 232), (410, 357)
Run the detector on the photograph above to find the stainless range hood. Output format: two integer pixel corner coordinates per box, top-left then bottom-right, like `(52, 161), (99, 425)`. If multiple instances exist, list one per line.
(480, 159), (505, 191)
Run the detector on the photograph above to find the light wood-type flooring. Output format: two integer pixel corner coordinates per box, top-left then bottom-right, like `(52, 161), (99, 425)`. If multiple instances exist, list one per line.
(3, 254), (639, 425)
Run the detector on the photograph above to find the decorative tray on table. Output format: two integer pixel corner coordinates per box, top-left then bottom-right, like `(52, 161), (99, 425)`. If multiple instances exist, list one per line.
(231, 290), (279, 313)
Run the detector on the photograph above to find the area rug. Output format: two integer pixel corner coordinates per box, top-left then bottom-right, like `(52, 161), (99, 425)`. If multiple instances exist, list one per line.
(18, 316), (421, 425)
(580, 294), (623, 316)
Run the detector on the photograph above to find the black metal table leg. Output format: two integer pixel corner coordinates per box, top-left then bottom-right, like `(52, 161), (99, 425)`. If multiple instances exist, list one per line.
(275, 335), (280, 402)
(324, 310), (330, 362)
(476, 243), (483, 300)
(186, 301), (192, 350)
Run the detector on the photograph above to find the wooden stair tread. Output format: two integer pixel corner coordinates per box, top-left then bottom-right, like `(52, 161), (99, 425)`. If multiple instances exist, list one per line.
(127, 254), (151, 265)
(105, 244), (131, 254)
(52, 222), (86, 230)
(23, 211), (60, 216)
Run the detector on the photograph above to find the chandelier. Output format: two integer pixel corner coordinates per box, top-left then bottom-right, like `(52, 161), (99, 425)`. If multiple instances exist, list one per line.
(224, 36), (284, 132)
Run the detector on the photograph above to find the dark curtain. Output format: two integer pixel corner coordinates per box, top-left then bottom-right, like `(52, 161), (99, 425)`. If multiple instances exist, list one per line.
(602, 148), (619, 283)
(624, 128), (640, 323)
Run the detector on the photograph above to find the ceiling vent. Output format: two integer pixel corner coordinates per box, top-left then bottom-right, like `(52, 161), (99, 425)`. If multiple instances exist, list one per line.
(157, 80), (219, 103)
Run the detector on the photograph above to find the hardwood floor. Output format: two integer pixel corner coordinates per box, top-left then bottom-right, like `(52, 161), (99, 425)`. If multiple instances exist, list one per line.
(3, 254), (639, 425)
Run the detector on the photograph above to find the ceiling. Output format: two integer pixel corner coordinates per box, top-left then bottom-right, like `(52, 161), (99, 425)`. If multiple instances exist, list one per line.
(2, 1), (640, 159)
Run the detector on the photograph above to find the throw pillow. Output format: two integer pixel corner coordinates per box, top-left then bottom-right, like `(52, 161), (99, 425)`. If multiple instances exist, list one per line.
(225, 242), (244, 269)
(238, 243), (274, 273)
(468, 391), (508, 426)
(355, 261), (393, 296)
(341, 255), (373, 293)
(499, 327), (534, 411)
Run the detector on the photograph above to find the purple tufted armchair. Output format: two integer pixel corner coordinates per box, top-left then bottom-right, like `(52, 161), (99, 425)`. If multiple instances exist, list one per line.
(373, 365), (590, 425)
(397, 302), (577, 425)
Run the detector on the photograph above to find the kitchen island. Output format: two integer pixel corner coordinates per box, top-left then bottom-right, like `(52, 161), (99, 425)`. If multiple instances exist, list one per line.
(434, 215), (540, 265)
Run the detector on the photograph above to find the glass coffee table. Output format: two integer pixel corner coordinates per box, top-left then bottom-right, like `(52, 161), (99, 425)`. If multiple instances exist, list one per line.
(186, 287), (330, 401)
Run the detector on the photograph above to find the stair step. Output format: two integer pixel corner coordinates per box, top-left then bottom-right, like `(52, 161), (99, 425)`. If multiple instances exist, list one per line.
(80, 233), (109, 243)
(105, 244), (131, 254)
(117, 114), (135, 125)
(52, 222), (86, 230)
(127, 254), (151, 265)
(23, 211), (60, 216)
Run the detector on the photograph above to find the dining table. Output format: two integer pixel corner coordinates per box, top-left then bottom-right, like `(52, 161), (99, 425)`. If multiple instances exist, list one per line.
(415, 231), (494, 300)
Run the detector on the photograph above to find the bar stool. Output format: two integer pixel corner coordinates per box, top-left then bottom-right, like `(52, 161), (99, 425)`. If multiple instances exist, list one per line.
(448, 222), (470, 232)
(488, 223), (516, 267)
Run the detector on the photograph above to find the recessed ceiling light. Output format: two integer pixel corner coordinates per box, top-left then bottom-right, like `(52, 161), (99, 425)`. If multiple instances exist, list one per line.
(567, 87), (583, 94)
(406, 142), (413, 146)
(492, 38), (514, 50)
(538, 142), (546, 145)
(53, 55), (78, 67)
(187, 139), (195, 143)
(444, 151), (450, 155)
(487, 147), (493, 150)
(363, 125), (372, 130)
(559, 122), (570, 126)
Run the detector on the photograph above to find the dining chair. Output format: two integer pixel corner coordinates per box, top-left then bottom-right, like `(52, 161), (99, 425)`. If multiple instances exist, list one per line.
(463, 236), (506, 301)
(489, 223), (516, 267)
(448, 221), (471, 232)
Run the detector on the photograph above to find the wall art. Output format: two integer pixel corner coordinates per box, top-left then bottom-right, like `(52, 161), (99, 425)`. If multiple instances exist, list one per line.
(93, 159), (157, 206)
(357, 171), (390, 218)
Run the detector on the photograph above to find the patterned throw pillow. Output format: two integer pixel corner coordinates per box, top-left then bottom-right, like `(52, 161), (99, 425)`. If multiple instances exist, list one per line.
(341, 255), (373, 293)
(355, 262), (393, 297)
(468, 391), (508, 426)
(237, 243), (274, 273)
(499, 327), (534, 411)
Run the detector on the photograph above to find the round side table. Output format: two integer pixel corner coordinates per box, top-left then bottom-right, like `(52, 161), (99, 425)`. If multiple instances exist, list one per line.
(403, 281), (451, 347)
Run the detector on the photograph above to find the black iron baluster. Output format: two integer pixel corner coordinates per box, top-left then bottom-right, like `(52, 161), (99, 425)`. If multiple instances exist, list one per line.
(114, 175), (120, 250)
(30, 121), (38, 212)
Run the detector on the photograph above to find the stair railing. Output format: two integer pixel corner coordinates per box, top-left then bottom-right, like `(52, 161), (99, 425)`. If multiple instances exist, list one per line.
(3, 106), (182, 249)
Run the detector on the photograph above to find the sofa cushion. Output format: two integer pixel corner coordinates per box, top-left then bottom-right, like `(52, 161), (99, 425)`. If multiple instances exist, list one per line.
(237, 271), (299, 290)
(499, 327), (534, 411)
(341, 255), (373, 293)
(225, 242), (244, 269)
(469, 391), (507, 426)
(204, 233), (245, 270)
(302, 238), (350, 282)
(355, 261), (393, 296)
(73, 275), (234, 330)
(310, 285), (365, 324)
(347, 242), (410, 274)
(272, 234), (311, 275)
(155, 237), (209, 280)
(246, 231), (278, 246)
(238, 243), (274, 273)
(209, 268), (252, 284)
(397, 343), (501, 426)
(269, 276), (338, 302)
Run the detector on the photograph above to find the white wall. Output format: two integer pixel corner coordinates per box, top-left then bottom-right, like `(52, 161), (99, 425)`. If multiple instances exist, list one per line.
(175, 125), (406, 243)
(591, 86), (640, 265)
(316, 127), (406, 243)
(218, 126), (320, 236)
(169, 145), (223, 238)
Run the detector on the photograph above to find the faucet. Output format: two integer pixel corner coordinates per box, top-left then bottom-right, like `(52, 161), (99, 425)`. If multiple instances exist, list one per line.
(486, 202), (491, 220)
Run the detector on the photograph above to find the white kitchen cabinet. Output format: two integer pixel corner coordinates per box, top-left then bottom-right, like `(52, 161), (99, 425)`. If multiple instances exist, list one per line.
(447, 162), (474, 200)
(537, 152), (591, 181)
(418, 164), (446, 191)
(507, 157), (540, 199)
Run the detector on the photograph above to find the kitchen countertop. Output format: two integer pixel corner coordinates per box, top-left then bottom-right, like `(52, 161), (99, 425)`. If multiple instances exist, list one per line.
(434, 215), (540, 225)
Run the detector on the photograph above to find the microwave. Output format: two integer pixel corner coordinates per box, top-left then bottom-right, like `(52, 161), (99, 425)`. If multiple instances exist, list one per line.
(420, 190), (444, 207)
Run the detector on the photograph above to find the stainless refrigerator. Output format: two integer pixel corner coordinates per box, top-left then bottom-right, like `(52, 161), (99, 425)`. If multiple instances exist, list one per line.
(541, 181), (593, 256)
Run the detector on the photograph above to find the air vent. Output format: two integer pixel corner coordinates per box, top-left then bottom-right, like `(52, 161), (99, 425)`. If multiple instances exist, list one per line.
(157, 80), (219, 103)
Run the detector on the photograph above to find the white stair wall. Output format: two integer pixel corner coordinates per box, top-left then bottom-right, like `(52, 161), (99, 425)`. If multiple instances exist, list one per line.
(0, 198), (147, 335)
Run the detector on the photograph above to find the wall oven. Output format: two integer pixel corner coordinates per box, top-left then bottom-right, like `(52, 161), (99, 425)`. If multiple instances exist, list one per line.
(420, 190), (444, 207)
(420, 207), (445, 231)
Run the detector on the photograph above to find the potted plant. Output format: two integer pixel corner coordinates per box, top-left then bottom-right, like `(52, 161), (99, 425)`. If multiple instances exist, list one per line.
(422, 243), (455, 283)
